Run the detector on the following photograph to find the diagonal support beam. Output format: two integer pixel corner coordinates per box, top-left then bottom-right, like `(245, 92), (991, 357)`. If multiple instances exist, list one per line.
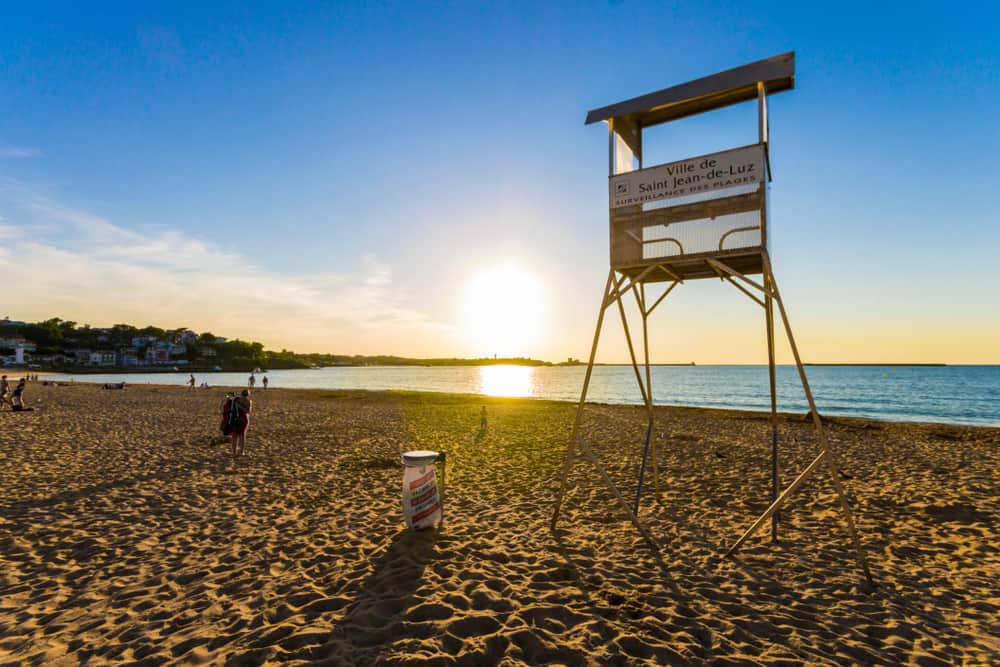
(552, 271), (616, 529)
(605, 265), (660, 309)
(725, 251), (874, 584)
(616, 283), (650, 407)
(724, 275), (766, 308)
(726, 450), (826, 557)
(552, 270), (661, 557)
(705, 258), (778, 301)
(658, 264), (684, 283)
(577, 436), (661, 554)
(763, 251), (872, 583)
(644, 280), (678, 317)
(709, 262), (766, 308)
(603, 273), (628, 310)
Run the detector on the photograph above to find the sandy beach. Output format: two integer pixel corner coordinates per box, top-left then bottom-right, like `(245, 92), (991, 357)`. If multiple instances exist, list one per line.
(1, 383), (997, 665)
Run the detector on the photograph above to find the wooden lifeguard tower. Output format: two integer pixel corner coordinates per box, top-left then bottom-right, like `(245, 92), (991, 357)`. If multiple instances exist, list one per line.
(550, 52), (873, 583)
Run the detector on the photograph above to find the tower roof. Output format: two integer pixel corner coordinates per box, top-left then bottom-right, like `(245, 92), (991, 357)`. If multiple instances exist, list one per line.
(585, 52), (794, 127)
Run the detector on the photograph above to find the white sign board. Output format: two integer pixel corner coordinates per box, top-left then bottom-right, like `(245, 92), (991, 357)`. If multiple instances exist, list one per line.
(610, 144), (764, 209)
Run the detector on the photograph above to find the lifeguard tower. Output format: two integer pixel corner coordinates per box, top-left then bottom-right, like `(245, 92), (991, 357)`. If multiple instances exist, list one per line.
(550, 53), (873, 582)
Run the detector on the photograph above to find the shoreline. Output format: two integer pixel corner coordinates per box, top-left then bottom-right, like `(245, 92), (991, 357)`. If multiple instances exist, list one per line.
(34, 362), (1000, 374)
(31, 374), (1000, 429)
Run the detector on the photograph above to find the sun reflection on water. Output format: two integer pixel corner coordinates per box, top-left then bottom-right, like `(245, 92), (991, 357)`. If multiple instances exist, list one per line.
(479, 365), (534, 397)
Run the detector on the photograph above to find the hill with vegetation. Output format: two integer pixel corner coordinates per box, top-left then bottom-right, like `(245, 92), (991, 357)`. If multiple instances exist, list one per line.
(0, 317), (557, 371)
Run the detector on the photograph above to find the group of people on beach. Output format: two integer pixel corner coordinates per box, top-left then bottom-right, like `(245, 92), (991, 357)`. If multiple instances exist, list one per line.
(188, 372), (269, 393)
(3, 369), (259, 456)
(0, 375), (29, 411)
(187, 374), (212, 390)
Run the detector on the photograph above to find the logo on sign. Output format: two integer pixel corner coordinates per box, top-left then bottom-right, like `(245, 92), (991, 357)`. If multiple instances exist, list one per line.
(615, 182), (629, 195)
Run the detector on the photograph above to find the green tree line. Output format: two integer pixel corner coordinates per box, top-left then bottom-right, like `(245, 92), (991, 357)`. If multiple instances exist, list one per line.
(1, 317), (553, 369)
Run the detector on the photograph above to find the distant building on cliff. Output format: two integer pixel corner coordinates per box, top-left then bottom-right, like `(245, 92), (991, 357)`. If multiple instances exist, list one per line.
(145, 347), (171, 365)
(117, 350), (141, 366)
(0, 336), (36, 352)
(89, 351), (116, 367)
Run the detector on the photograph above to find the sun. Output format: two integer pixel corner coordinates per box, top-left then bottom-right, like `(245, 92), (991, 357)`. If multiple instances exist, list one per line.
(463, 265), (545, 357)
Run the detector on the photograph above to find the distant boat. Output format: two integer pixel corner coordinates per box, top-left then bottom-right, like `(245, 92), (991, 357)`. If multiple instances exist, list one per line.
(213, 366), (222, 372)
(253, 367), (262, 374)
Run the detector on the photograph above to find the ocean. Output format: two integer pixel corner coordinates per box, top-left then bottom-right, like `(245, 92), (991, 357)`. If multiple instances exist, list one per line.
(43, 364), (1000, 427)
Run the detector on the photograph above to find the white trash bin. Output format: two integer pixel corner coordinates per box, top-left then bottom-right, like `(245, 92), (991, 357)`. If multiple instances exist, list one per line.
(401, 450), (445, 530)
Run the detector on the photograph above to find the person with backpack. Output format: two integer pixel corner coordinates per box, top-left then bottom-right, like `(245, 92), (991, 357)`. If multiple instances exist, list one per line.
(221, 390), (253, 457)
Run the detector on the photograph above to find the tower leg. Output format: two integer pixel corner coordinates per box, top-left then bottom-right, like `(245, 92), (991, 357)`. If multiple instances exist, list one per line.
(639, 284), (659, 500)
(764, 254), (873, 583)
(726, 253), (874, 583)
(765, 272), (779, 543)
(551, 270), (615, 529)
(615, 283), (649, 407)
(551, 270), (662, 556)
(615, 282), (653, 512)
(633, 284), (657, 513)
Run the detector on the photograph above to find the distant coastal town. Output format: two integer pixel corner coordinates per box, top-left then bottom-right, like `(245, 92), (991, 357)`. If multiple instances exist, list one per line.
(0, 316), (575, 372)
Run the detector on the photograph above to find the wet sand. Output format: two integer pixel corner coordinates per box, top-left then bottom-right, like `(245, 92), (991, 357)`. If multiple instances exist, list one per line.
(1, 383), (997, 665)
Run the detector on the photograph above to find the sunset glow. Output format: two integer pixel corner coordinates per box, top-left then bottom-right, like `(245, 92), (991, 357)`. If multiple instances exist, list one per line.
(479, 365), (534, 397)
(462, 265), (546, 357)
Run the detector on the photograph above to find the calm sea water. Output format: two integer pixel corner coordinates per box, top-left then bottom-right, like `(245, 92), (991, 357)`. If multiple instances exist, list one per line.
(44, 365), (1000, 427)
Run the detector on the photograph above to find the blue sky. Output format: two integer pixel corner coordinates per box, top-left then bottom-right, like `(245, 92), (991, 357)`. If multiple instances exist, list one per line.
(2, 2), (998, 362)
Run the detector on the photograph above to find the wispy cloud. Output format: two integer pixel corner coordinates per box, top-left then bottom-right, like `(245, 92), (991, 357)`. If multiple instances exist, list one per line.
(0, 145), (41, 158)
(22, 197), (140, 241)
(0, 186), (457, 354)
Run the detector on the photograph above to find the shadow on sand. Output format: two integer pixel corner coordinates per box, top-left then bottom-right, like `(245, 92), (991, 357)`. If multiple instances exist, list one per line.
(291, 527), (439, 665)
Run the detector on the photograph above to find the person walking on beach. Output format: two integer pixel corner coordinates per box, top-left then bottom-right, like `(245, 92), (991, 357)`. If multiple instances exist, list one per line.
(227, 389), (253, 457)
(0, 375), (10, 409)
(11, 378), (27, 410)
(261, 375), (268, 390)
(188, 373), (196, 390)
(248, 373), (256, 389)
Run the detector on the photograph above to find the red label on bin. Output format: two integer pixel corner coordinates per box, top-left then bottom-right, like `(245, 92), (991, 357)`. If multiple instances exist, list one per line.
(410, 487), (438, 508)
(413, 502), (440, 523)
(409, 469), (435, 490)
